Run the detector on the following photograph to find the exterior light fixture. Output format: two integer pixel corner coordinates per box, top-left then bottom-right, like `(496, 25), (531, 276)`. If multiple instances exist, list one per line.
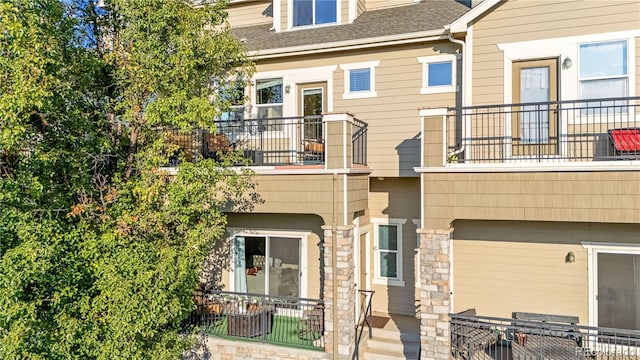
(562, 57), (572, 70)
(285, 84), (291, 94)
(565, 251), (575, 263)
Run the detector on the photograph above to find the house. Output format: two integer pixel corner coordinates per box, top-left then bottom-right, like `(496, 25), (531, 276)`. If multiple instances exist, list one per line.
(183, 0), (470, 359)
(416, 0), (640, 359)
(184, 0), (640, 359)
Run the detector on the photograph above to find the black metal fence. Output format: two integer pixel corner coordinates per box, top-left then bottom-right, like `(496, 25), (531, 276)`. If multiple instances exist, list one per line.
(451, 313), (640, 360)
(445, 96), (640, 164)
(352, 118), (368, 166)
(165, 115), (368, 167)
(189, 290), (325, 351)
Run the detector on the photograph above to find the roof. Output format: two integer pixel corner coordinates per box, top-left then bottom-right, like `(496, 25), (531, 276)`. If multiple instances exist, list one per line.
(232, 0), (470, 55)
(449, 0), (501, 33)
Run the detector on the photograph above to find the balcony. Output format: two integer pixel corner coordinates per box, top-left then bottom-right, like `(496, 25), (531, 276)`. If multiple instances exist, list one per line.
(443, 97), (640, 166)
(451, 312), (640, 360)
(188, 290), (324, 351)
(166, 114), (368, 169)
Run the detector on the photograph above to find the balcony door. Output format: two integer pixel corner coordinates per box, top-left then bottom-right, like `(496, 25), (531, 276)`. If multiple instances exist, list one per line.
(511, 59), (559, 156)
(299, 82), (326, 162)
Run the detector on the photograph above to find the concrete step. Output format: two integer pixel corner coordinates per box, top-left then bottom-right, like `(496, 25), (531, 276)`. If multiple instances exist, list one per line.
(360, 333), (420, 360)
(369, 328), (421, 343)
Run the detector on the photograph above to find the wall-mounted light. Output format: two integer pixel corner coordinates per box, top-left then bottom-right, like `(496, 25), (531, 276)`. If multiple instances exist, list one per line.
(285, 84), (291, 94)
(562, 57), (572, 70)
(565, 251), (575, 263)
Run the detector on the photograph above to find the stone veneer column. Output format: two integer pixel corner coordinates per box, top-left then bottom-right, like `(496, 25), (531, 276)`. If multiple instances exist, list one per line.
(418, 228), (453, 360)
(322, 225), (356, 359)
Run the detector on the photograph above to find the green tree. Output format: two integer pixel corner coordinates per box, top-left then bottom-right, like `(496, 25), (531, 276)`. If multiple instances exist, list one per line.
(0, 0), (255, 358)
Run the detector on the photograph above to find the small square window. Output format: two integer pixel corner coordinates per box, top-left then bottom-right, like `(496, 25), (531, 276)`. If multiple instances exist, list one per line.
(340, 61), (380, 99)
(418, 55), (457, 95)
(349, 69), (371, 92)
(427, 62), (453, 87)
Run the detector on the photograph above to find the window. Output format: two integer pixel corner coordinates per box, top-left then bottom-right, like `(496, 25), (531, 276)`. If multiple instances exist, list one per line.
(233, 235), (301, 297)
(340, 61), (379, 99)
(579, 40), (628, 100)
(292, 0), (336, 27)
(219, 82), (245, 127)
(373, 218), (405, 286)
(418, 55), (456, 94)
(255, 78), (283, 130)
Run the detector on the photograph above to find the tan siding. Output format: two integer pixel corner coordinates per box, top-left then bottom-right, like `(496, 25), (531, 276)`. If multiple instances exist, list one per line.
(347, 174), (370, 218)
(471, 0), (640, 106)
(365, 0), (414, 10)
(227, 1), (272, 27)
(340, 0), (348, 24)
(357, 0), (366, 17)
(453, 239), (588, 323)
(423, 172), (640, 229)
(256, 43), (460, 177)
(368, 178), (420, 315)
(281, 0), (288, 31)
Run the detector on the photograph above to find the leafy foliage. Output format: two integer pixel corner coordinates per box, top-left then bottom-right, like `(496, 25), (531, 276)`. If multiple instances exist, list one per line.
(0, 0), (255, 358)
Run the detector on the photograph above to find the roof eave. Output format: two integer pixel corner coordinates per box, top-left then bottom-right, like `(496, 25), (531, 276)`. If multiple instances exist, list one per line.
(449, 0), (502, 33)
(248, 29), (449, 59)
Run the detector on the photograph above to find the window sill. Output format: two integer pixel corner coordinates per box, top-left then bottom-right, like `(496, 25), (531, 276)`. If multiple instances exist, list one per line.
(373, 278), (405, 287)
(343, 91), (377, 100)
(420, 86), (456, 95)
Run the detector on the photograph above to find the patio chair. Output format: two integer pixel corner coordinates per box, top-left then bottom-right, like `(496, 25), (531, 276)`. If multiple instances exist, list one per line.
(298, 302), (324, 341)
(608, 128), (640, 159)
(451, 309), (500, 360)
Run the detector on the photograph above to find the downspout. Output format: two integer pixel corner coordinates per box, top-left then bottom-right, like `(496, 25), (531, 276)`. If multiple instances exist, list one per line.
(446, 26), (467, 160)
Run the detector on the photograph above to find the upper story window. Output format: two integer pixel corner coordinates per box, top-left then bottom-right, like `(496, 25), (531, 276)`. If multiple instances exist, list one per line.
(579, 40), (628, 100)
(418, 54), (457, 94)
(219, 83), (245, 123)
(339, 61), (380, 99)
(293, 0), (337, 27)
(256, 78), (283, 118)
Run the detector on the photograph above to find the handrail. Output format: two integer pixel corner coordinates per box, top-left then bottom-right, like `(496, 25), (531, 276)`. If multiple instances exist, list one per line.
(352, 289), (375, 360)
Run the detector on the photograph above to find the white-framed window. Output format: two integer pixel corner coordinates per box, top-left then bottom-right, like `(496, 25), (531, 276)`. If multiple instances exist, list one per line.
(339, 61), (379, 99)
(579, 40), (628, 100)
(218, 81), (246, 124)
(292, 0), (337, 27)
(584, 243), (640, 331)
(255, 78), (283, 130)
(417, 54), (457, 94)
(372, 218), (406, 286)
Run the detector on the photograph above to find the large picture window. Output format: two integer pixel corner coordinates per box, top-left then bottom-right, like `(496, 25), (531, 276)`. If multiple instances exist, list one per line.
(293, 0), (336, 27)
(579, 40), (628, 100)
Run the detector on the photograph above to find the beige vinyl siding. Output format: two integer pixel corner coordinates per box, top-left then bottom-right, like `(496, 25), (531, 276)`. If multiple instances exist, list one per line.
(281, 0), (288, 30)
(423, 171), (640, 230)
(365, 0), (415, 10)
(227, 1), (273, 27)
(453, 239), (588, 323)
(357, 0), (366, 17)
(252, 173), (368, 226)
(347, 174), (370, 219)
(341, 0), (348, 24)
(257, 42), (460, 177)
(471, 0), (640, 106)
(369, 178), (421, 315)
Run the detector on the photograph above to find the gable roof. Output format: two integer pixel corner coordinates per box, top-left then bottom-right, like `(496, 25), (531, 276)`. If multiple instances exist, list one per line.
(449, 0), (502, 33)
(232, 0), (470, 58)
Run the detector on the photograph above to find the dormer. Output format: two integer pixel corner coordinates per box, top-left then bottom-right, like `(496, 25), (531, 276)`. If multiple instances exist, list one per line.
(226, 0), (429, 33)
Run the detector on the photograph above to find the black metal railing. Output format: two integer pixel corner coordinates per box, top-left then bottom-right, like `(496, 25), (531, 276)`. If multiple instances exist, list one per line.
(451, 313), (640, 359)
(189, 290), (325, 351)
(352, 118), (368, 166)
(165, 115), (368, 167)
(445, 96), (640, 164)
(352, 290), (374, 360)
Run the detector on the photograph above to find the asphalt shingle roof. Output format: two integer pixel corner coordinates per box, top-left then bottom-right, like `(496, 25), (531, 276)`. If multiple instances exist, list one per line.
(232, 0), (471, 52)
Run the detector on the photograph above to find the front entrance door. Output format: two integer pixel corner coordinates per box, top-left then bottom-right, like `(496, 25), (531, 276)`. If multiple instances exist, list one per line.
(512, 59), (559, 156)
(298, 82), (327, 162)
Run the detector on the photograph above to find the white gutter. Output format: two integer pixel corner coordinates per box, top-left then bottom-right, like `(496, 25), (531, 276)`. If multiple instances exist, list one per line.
(249, 30), (448, 59)
(445, 26), (467, 161)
